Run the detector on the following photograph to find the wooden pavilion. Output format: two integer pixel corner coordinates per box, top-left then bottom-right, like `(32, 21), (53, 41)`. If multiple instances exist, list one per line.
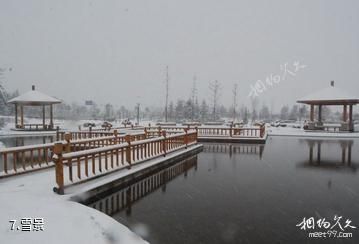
(7, 85), (61, 131)
(297, 81), (359, 132)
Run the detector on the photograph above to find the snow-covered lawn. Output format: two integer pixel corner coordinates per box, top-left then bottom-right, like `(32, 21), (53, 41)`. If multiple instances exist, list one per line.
(268, 126), (359, 138)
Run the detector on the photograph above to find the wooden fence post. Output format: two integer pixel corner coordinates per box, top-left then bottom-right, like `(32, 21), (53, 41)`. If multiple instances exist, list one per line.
(260, 124), (265, 138)
(56, 126), (60, 141)
(114, 129), (118, 144)
(89, 126), (92, 138)
(162, 130), (167, 156)
(125, 135), (132, 167)
(184, 128), (188, 149)
(144, 128), (148, 139)
(195, 127), (198, 142)
(64, 132), (72, 153)
(195, 126), (198, 143)
(53, 142), (64, 195)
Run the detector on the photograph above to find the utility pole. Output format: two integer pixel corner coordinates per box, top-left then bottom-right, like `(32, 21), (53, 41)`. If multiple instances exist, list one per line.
(136, 103), (140, 125)
(191, 75), (198, 121)
(232, 83), (238, 122)
(209, 80), (220, 121)
(164, 66), (169, 122)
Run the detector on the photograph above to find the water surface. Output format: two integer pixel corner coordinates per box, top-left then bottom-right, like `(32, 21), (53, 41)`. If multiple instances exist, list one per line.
(86, 136), (359, 243)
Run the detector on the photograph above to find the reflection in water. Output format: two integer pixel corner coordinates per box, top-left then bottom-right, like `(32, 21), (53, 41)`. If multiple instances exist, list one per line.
(298, 139), (357, 172)
(87, 156), (198, 217)
(203, 143), (265, 159)
(84, 138), (359, 244)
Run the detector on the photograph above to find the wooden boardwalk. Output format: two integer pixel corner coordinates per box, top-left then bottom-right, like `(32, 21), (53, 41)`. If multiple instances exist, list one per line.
(0, 125), (266, 195)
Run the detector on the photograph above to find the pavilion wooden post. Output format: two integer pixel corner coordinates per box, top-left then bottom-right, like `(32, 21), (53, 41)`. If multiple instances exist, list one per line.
(50, 104), (54, 129)
(343, 105), (348, 122)
(42, 105), (46, 129)
(318, 105), (322, 124)
(310, 104), (314, 121)
(20, 105), (24, 128)
(14, 104), (18, 128)
(349, 104), (353, 131)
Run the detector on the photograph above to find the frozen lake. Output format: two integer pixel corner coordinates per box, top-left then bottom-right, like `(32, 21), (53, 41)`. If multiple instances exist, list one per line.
(85, 136), (359, 243)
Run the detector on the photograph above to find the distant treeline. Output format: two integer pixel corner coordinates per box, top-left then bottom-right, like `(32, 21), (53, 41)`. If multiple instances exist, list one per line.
(2, 96), (358, 123)
(1, 88), (358, 123)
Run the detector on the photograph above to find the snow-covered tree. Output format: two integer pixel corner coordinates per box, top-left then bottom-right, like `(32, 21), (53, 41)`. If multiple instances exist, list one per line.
(259, 105), (270, 120)
(200, 100), (209, 122)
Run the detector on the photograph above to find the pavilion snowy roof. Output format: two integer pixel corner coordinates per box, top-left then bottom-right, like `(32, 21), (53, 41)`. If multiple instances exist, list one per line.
(7, 86), (61, 105)
(297, 83), (359, 105)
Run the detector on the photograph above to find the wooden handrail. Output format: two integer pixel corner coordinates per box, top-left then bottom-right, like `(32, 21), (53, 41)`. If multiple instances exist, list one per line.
(144, 126), (265, 138)
(0, 131), (146, 178)
(53, 130), (198, 194)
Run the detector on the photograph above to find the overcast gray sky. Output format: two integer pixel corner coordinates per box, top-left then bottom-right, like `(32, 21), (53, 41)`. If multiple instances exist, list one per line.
(1, 0), (358, 111)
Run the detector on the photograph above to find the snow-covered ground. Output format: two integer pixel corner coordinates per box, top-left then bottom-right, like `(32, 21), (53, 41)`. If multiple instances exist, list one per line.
(0, 168), (148, 244)
(0, 147), (203, 244)
(0, 142), (201, 244)
(268, 125), (359, 138)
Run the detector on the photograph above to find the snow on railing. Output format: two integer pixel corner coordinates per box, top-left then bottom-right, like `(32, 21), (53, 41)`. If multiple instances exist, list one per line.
(0, 130), (146, 178)
(57, 130), (114, 140)
(53, 130), (198, 194)
(144, 125), (266, 138)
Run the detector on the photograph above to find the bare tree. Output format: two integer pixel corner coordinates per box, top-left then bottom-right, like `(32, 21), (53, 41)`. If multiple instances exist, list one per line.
(209, 80), (221, 121)
(251, 97), (259, 123)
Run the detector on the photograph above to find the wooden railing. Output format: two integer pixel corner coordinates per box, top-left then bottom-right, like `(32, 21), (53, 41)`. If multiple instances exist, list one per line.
(0, 131), (146, 178)
(145, 125), (266, 138)
(53, 130), (198, 194)
(57, 130), (114, 140)
(18, 123), (54, 131)
(197, 126), (265, 138)
(0, 143), (54, 176)
(57, 125), (146, 140)
(90, 125), (145, 132)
